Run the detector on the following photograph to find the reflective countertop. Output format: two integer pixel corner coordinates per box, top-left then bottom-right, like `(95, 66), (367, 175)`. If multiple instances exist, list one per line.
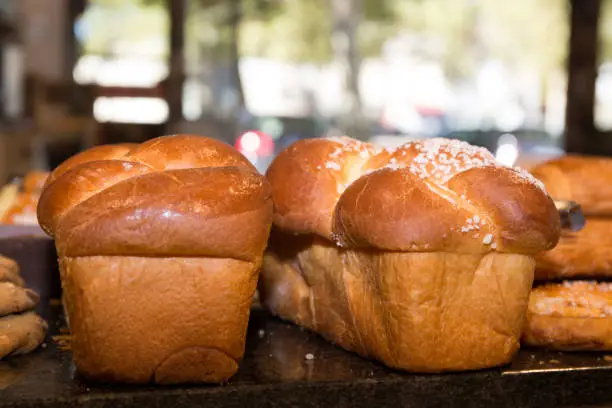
(2, 304), (612, 408)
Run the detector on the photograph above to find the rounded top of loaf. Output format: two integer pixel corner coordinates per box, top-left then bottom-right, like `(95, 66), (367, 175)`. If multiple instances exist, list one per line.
(266, 137), (560, 254)
(37, 134), (273, 261)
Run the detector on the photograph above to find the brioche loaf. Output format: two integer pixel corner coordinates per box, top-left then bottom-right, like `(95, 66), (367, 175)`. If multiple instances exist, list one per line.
(37, 135), (273, 384)
(260, 137), (560, 372)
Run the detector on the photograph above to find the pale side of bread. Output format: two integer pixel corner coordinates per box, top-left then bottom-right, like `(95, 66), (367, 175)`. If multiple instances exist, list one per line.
(535, 218), (612, 280)
(261, 234), (534, 372)
(523, 281), (612, 350)
(530, 155), (612, 217)
(261, 137), (560, 372)
(37, 135), (273, 384)
(61, 256), (258, 384)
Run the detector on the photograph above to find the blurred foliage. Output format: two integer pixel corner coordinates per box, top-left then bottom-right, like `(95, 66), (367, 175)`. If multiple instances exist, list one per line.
(81, 0), (612, 80)
(601, 0), (612, 61)
(480, 0), (569, 76)
(79, 0), (169, 57)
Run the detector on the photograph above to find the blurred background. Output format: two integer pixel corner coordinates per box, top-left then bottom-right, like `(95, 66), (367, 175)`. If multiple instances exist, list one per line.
(0, 0), (609, 177)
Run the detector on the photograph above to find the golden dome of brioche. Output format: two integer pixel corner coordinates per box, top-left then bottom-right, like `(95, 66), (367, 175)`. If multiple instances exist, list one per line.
(38, 135), (272, 261)
(267, 137), (560, 253)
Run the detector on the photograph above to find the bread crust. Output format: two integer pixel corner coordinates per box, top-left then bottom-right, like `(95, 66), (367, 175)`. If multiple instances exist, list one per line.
(530, 155), (612, 216)
(261, 233), (535, 372)
(535, 218), (612, 279)
(62, 256), (258, 384)
(267, 137), (559, 253)
(37, 135), (273, 383)
(523, 281), (612, 350)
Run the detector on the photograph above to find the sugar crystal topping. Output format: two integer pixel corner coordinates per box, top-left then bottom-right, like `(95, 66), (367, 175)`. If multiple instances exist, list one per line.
(533, 281), (612, 317)
(405, 138), (496, 184)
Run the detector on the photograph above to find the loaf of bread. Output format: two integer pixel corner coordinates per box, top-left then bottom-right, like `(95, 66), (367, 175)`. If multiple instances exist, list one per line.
(260, 137), (560, 372)
(523, 281), (612, 350)
(37, 135), (273, 384)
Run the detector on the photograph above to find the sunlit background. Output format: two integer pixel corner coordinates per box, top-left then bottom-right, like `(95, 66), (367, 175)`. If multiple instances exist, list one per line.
(1, 0), (611, 176)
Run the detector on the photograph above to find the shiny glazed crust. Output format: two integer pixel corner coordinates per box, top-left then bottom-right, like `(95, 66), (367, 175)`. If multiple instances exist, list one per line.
(267, 137), (560, 253)
(261, 233), (535, 372)
(262, 137), (559, 372)
(535, 218), (612, 280)
(37, 135), (273, 384)
(523, 281), (612, 350)
(61, 256), (258, 384)
(530, 155), (612, 217)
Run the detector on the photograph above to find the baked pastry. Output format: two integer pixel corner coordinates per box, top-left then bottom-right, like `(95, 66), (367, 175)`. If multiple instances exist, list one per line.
(37, 135), (273, 384)
(0, 256), (24, 287)
(260, 137), (560, 372)
(0, 282), (39, 316)
(523, 281), (612, 350)
(0, 255), (47, 360)
(531, 156), (612, 279)
(530, 155), (612, 217)
(0, 311), (48, 359)
(535, 218), (612, 280)
(0, 171), (49, 225)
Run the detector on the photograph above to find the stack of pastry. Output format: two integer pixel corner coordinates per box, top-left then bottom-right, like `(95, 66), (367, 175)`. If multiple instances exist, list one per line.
(0, 171), (49, 225)
(0, 255), (47, 359)
(524, 155), (612, 350)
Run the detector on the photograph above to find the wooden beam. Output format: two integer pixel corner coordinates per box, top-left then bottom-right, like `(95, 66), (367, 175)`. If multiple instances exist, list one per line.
(166, 0), (185, 126)
(564, 0), (601, 154)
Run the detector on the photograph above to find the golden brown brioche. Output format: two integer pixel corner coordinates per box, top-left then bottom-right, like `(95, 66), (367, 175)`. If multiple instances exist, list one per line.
(535, 218), (612, 280)
(261, 137), (560, 372)
(523, 281), (612, 350)
(530, 155), (612, 217)
(37, 134), (273, 384)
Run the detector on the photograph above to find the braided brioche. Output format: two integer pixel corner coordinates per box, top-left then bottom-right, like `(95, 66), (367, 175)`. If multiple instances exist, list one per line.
(38, 135), (273, 384)
(261, 137), (560, 372)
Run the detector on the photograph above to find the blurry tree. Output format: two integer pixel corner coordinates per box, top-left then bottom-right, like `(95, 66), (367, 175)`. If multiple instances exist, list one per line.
(600, 0), (612, 61)
(391, 0), (479, 79)
(78, 0), (169, 57)
(480, 0), (569, 118)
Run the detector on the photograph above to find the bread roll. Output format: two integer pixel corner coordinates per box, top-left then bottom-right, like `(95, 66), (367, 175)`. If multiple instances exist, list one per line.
(523, 281), (612, 350)
(37, 135), (273, 384)
(260, 137), (560, 372)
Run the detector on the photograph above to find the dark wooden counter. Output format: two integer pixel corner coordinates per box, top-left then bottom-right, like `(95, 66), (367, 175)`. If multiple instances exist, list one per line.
(2, 303), (612, 408)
